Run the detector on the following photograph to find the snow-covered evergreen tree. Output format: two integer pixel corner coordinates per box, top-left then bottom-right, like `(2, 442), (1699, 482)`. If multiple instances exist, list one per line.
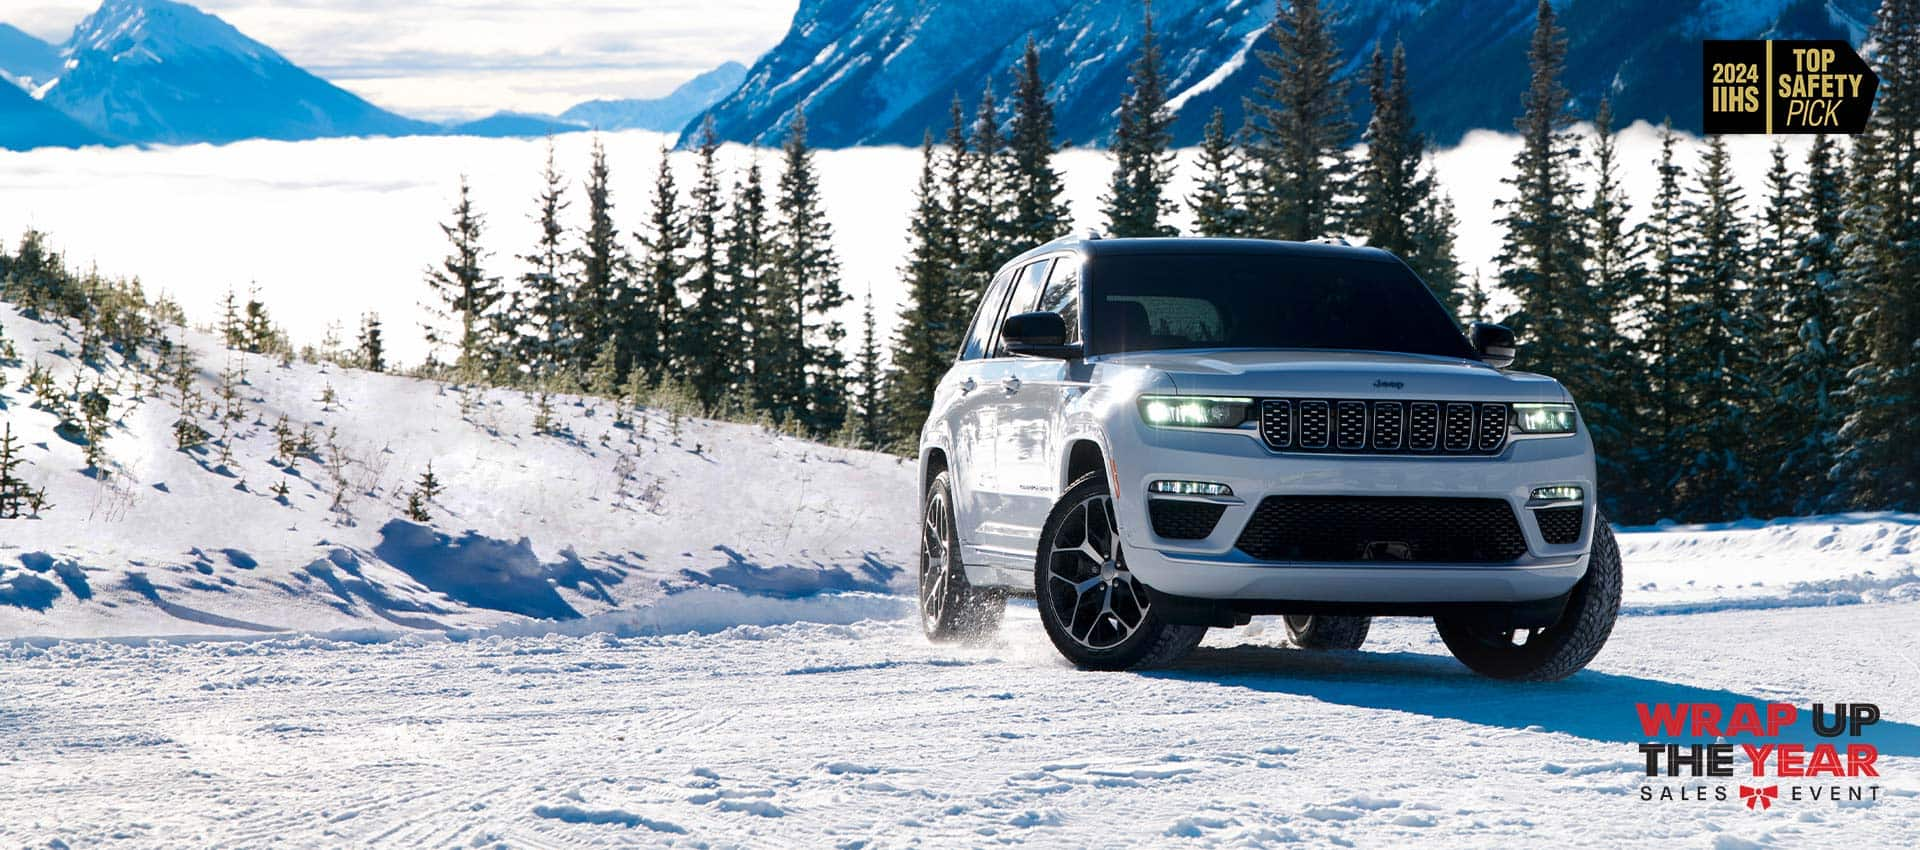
(518, 139), (576, 379)
(1102, 8), (1176, 237)
(1188, 107), (1250, 238)
(886, 132), (961, 449)
(727, 157), (774, 412)
(1669, 135), (1760, 520)
(357, 312), (385, 373)
(1771, 135), (1849, 514)
(1244, 0), (1352, 240)
(423, 177), (504, 374)
(852, 288), (885, 449)
(1494, 0), (1586, 367)
(1830, 0), (1920, 511)
(1578, 98), (1652, 522)
(679, 118), (739, 410)
(630, 148), (689, 385)
(1007, 39), (1072, 244)
(575, 136), (635, 378)
(770, 113), (850, 436)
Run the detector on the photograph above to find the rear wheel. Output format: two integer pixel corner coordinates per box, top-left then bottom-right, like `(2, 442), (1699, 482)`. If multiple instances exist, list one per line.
(919, 471), (1004, 642)
(1435, 516), (1622, 681)
(1283, 615), (1370, 650)
(1034, 473), (1206, 670)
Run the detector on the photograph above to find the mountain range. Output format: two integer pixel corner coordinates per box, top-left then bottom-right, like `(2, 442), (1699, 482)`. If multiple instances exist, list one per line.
(0, 0), (1888, 153)
(690, 0), (1879, 148)
(0, 0), (746, 150)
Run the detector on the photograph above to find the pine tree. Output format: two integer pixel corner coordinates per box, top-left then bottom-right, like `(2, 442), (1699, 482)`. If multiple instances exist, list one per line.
(770, 113), (849, 435)
(1830, 0), (1920, 511)
(1669, 135), (1759, 520)
(852, 288), (885, 449)
(405, 461), (443, 523)
(576, 136), (635, 377)
(1354, 42), (1419, 256)
(631, 148), (689, 385)
(219, 288), (244, 349)
(1244, 0), (1352, 240)
(1579, 97), (1652, 521)
(885, 132), (959, 448)
(1006, 39), (1073, 244)
(0, 422), (46, 520)
(1189, 107), (1250, 237)
(1354, 39), (1459, 307)
(727, 157), (774, 411)
(966, 85), (1017, 277)
(1773, 135), (1849, 514)
(679, 118), (738, 410)
(423, 177), (504, 373)
(1494, 0), (1587, 367)
(1102, 8), (1176, 237)
(357, 312), (385, 372)
(1642, 122), (1690, 510)
(519, 138), (575, 379)
(242, 286), (276, 355)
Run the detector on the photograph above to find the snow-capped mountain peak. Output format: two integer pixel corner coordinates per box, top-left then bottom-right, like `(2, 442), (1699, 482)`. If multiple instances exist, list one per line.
(42, 0), (431, 145)
(66, 0), (270, 65)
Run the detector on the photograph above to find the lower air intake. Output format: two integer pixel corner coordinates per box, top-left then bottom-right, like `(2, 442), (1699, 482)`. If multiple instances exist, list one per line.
(1235, 496), (1528, 563)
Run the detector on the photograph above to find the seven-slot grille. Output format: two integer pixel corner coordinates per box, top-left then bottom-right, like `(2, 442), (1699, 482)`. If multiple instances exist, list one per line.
(1259, 399), (1509, 455)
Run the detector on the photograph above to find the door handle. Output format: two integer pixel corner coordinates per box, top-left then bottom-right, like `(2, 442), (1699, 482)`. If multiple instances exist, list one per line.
(959, 377), (977, 394)
(1002, 376), (1021, 393)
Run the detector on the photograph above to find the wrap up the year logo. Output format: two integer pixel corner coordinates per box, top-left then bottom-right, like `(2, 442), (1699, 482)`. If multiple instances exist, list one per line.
(1636, 701), (1884, 808)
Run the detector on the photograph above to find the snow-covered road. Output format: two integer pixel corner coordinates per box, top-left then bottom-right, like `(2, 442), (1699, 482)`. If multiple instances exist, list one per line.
(4, 603), (1916, 848)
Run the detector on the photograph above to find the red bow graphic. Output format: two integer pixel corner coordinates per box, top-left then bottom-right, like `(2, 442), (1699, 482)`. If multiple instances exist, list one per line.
(1739, 785), (1779, 810)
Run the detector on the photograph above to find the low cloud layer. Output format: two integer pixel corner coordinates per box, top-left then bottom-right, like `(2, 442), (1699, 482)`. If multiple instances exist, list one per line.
(8, 0), (798, 119)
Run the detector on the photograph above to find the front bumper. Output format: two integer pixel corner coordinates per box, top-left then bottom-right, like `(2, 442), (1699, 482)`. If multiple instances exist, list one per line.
(1108, 414), (1597, 604)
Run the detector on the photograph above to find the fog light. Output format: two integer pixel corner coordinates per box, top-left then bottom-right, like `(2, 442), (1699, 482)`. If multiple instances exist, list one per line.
(1148, 480), (1234, 497)
(1530, 485), (1584, 503)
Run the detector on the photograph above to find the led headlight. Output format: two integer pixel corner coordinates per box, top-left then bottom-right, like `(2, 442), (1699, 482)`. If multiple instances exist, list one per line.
(1138, 395), (1254, 429)
(1512, 403), (1578, 434)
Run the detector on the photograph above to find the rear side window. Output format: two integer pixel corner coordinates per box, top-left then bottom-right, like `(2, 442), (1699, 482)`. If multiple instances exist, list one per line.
(1039, 261), (1082, 344)
(992, 259), (1055, 356)
(959, 270), (1013, 361)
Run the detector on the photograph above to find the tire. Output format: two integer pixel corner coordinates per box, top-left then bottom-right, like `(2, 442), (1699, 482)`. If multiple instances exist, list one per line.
(1034, 472), (1207, 670)
(1283, 614), (1370, 650)
(1434, 515), (1622, 681)
(919, 470), (1005, 642)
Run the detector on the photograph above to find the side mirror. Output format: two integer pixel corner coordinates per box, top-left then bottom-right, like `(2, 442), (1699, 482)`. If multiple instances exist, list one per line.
(1470, 321), (1517, 368)
(1001, 311), (1081, 359)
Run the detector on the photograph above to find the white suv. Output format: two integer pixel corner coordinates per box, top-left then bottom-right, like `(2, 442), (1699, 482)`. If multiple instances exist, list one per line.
(915, 236), (1620, 680)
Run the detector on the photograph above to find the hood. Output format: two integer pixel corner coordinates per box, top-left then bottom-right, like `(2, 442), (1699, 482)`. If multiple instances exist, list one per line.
(1101, 349), (1571, 403)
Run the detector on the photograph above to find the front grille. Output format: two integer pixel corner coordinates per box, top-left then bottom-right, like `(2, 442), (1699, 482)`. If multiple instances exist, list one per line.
(1235, 496), (1528, 563)
(1534, 506), (1583, 544)
(1259, 399), (1508, 455)
(1148, 499), (1226, 540)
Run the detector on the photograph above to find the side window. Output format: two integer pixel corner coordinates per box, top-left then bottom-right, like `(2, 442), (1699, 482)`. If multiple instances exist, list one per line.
(991, 259), (1055, 357)
(959, 270), (1014, 361)
(1038, 261), (1081, 344)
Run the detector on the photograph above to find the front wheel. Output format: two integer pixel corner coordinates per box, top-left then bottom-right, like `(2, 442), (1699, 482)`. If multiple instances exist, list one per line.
(1034, 472), (1206, 670)
(919, 471), (1004, 642)
(1434, 515), (1622, 681)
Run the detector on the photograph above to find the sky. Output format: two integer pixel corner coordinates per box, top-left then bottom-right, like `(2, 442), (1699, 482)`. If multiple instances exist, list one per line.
(0, 124), (1814, 370)
(6, 0), (800, 120)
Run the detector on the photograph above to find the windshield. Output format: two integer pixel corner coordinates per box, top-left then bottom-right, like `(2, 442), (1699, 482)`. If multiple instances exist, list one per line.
(1084, 251), (1476, 359)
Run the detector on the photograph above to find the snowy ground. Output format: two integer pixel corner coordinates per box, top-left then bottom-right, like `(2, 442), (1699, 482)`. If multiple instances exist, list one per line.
(5, 305), (1920, 846)
(2, 604), (1916, 848)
